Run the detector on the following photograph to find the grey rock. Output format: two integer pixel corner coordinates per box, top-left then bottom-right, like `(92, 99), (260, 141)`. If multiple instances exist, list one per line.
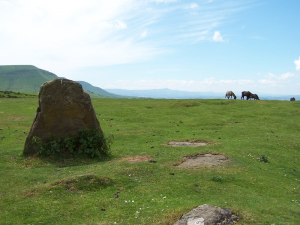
(173, 204), (238, 225)
(23, 79), (102, 154)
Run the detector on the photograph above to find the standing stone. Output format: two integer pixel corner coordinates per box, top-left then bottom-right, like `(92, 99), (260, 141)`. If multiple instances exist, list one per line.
(23, 79), (102, 155)
(173, 204), (238, 225)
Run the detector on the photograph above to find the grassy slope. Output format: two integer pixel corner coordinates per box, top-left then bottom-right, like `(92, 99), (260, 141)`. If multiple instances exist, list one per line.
(0, 98), (299, 224)
(0, 65), (57, 93)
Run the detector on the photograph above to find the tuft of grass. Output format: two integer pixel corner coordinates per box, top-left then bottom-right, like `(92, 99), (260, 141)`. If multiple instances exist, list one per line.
(0, 90), (37, 98)
(211, 175), (226, 182)
(258, 155), (269, 163)
(31, 126), (113, 158)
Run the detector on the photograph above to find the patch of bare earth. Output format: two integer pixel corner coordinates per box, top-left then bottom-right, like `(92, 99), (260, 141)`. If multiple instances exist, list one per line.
(176, 153), (229, 167)
(119, 156), (153, 162)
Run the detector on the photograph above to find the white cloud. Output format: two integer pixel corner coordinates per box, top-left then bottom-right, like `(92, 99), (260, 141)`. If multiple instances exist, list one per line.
(212, 31), (225, 42)
(0, 0), (252, 77)
(259, 72), (298, 85)
(107, 78), (255, 92)
(295, 57), (300, 71)
(141, 30), (148, 38)
(190, 3), (199, 9)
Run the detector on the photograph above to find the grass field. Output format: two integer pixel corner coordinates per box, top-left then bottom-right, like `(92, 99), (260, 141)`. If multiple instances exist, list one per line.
(0, 97), (299, 224)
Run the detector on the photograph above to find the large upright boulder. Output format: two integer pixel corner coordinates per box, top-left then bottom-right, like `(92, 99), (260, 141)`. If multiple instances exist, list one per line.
(23, 79), (102, 155)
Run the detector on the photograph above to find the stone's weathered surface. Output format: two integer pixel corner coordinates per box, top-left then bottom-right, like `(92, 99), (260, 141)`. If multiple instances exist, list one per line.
(173, 204), (238, 225)
(177, 154), (228, 167)
(188, 218), (204, 225)
(23, 79), (102, 154)
(169, 141), (208, 147)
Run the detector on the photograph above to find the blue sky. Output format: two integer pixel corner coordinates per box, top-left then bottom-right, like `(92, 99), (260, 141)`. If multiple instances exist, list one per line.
(0, 0), (299, 94)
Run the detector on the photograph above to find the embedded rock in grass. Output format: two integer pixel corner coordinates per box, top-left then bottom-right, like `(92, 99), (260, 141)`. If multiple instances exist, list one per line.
(173, 204), (238, 225)
(177, 153), (228, 167)
(23, 79), (102, 154)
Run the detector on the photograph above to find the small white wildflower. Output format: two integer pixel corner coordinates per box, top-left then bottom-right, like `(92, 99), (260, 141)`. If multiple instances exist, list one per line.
(163, 196), (166, 199)
(125, 201), (128, 203)
(49, 191), (52, 193)
(161, 209), (164, 211)
(129, 174), (132, 177)
(136, 211), (140, 214)
(132, 200), (134, 202)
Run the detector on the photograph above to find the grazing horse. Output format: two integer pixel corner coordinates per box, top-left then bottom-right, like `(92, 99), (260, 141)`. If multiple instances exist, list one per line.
(290, 97), (296, 101)
(251, 94), (260, 100)
(241, 91), (253, 100)
(225, 91), (236, 99)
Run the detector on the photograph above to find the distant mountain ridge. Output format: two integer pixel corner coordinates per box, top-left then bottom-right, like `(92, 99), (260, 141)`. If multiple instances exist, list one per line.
(105, 88), (299, 100)
(0, 65), (127, 98)
(76, 81), (132, 99)
(105, 88), (226, 99)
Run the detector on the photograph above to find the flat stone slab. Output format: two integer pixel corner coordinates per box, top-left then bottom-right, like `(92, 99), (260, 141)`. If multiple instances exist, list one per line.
(169, 141), (208, 147)
(177, 154), (228, 167)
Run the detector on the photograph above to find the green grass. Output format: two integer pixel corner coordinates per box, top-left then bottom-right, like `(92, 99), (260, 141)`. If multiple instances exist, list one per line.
(0, 98), (299, 224)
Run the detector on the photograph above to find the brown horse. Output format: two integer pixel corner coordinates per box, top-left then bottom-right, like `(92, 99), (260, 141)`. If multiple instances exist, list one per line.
(241, 91), (253, 100)
(251, 94), (260, 100)
(225, 91), (236, 99)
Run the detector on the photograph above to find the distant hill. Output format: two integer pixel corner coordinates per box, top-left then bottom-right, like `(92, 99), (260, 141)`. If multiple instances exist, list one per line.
(0, 65), (129, 98)
(0, 65), (57, 93)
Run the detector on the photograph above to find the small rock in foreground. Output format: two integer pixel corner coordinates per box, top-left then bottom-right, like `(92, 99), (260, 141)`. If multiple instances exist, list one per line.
(173, 204), (238, 225)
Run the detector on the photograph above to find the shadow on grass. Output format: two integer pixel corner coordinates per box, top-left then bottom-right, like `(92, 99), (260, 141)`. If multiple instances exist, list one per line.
(21, 152), (113, 168)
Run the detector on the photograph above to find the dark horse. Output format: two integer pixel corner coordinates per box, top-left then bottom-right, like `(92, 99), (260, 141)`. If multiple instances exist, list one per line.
(290, 97), (296, 101)
(241, 91), (253, 100)
(251, 94), (260, 100)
